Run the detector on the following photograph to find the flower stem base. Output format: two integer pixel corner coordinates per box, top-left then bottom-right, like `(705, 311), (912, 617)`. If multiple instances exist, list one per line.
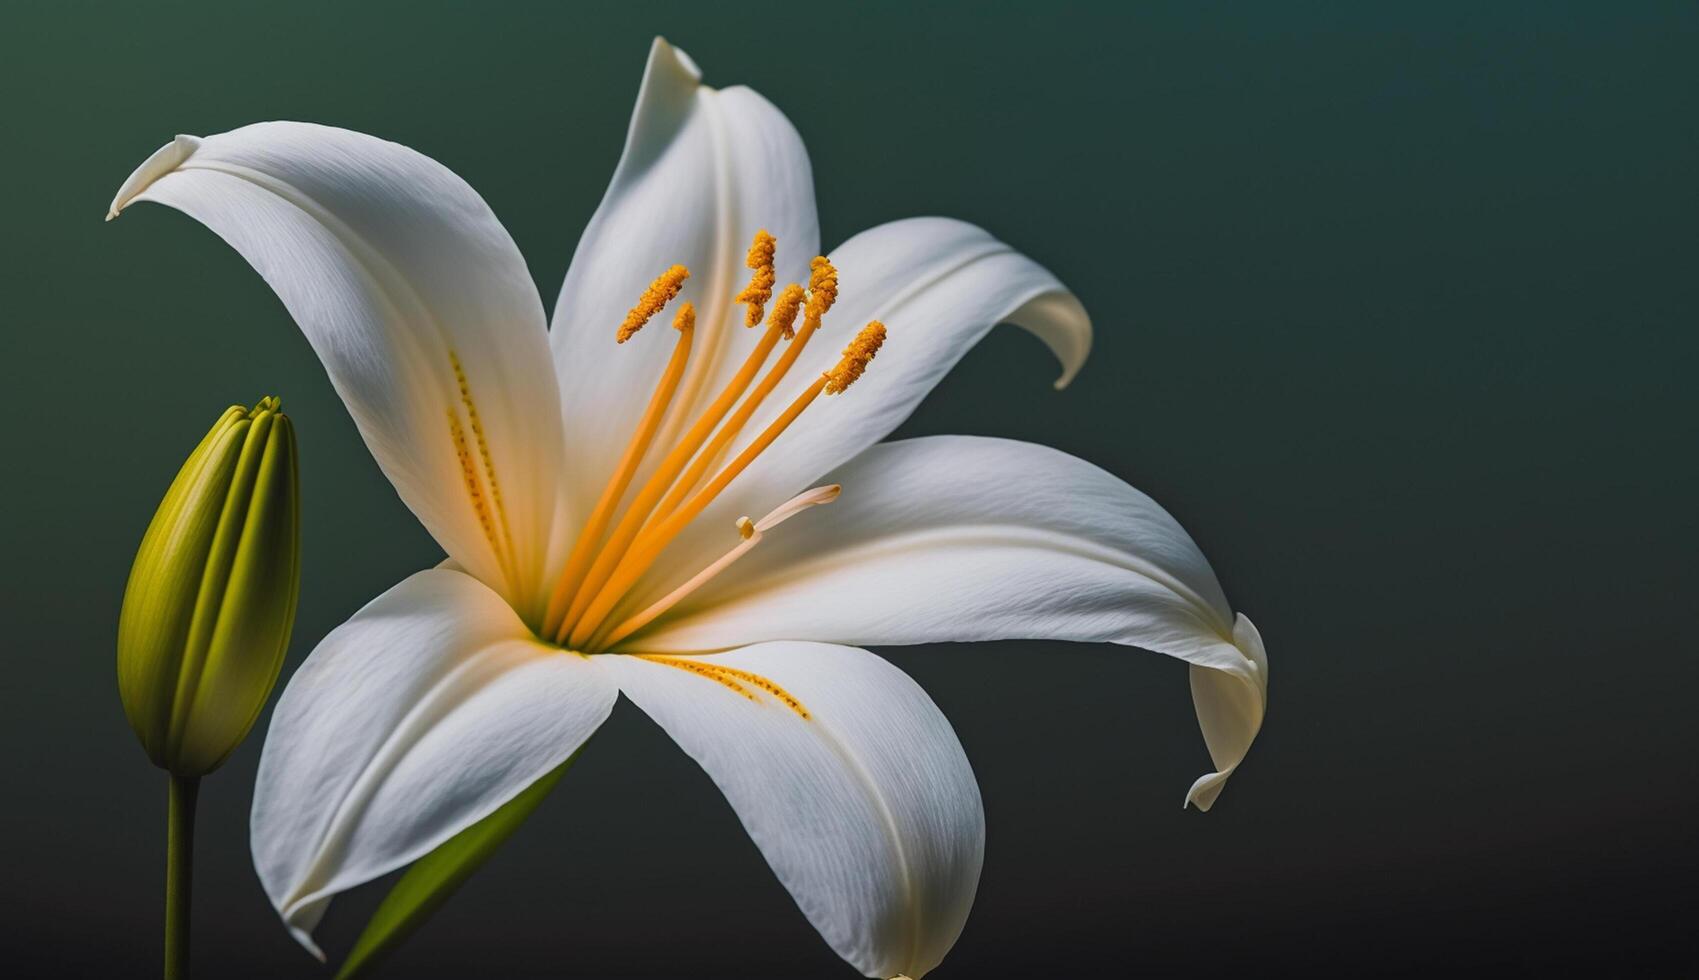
(165, 773), (200, 980)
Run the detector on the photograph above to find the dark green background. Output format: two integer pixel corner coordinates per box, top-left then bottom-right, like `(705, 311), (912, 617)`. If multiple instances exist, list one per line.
(3, 1), (1693, 976)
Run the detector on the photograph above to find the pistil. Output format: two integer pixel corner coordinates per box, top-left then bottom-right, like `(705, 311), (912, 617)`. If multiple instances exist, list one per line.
(595, 484), (841, 650)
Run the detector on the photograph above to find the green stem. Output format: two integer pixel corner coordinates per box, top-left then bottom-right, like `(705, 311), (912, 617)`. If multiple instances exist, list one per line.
(165, 774), (200, 980)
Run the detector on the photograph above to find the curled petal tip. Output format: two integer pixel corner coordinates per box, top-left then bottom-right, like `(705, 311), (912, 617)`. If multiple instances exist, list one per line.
(108, 134), (201, 220)
(1014, 290), (1089, 390)
(649, 35), (701, 83)
(1051, 341), (1087, 390)
(286, 923), (326, 963)
(1183, 613), (1269, 811)
(1183, 770), (1233, 811)
(1052, 350), (1086, 389)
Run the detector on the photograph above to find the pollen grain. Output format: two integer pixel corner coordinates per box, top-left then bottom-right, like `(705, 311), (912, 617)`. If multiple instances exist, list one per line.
(617, 264), (690, 343)
(735, 229), (778, 327)
(825, 321), (886, 394)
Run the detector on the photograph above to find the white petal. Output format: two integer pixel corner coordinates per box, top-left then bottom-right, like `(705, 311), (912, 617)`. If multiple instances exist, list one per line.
(596, 643), (982, 979)
(549, 37), (820, 518)
(251, 569), (614, 955)
(633, 436), (1266, 809)
(716, 217), (1091, 518)
(110, 123), (566, 613)
(1186, 613), (1269, 810)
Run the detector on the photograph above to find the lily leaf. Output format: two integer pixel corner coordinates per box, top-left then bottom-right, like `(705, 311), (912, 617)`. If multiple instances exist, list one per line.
(334, 751), (578, 979)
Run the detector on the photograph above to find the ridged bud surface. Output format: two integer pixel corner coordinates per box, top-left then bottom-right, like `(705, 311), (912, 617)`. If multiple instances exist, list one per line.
(118, 397), (300, 776)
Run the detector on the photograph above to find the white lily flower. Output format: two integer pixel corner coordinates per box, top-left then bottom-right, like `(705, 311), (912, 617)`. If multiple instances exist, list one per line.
(109, 37), (1267, 980)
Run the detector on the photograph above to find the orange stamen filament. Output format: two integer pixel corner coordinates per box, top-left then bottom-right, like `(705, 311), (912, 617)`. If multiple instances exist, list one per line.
(650, 283), (813, 523)
(555, 309), (792, 642)
(595, 485), (840, 651)
(541, 303), (694, 638)
(548, 234), (883, 652)
(568, 333), (874, 650)
(647, 257), (833, 520)
(569, 375), (830, 649)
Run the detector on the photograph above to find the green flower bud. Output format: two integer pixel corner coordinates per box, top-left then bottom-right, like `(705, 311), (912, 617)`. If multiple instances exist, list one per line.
(118, 397), (301, 776)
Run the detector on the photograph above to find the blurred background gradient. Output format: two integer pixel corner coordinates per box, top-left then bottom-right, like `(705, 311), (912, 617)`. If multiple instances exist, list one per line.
(2, 1), (1693, 976)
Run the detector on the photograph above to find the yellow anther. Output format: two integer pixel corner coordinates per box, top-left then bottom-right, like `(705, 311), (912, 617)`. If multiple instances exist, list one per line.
(803, 256), (838, 333)
(825, 321), (886, 394)
(673, 301), (695, 333)
(617, 264), (690, 343)
(736, 516), (756, 540)
(767, 283), (805, 341)
(735, 230), (777, 327)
